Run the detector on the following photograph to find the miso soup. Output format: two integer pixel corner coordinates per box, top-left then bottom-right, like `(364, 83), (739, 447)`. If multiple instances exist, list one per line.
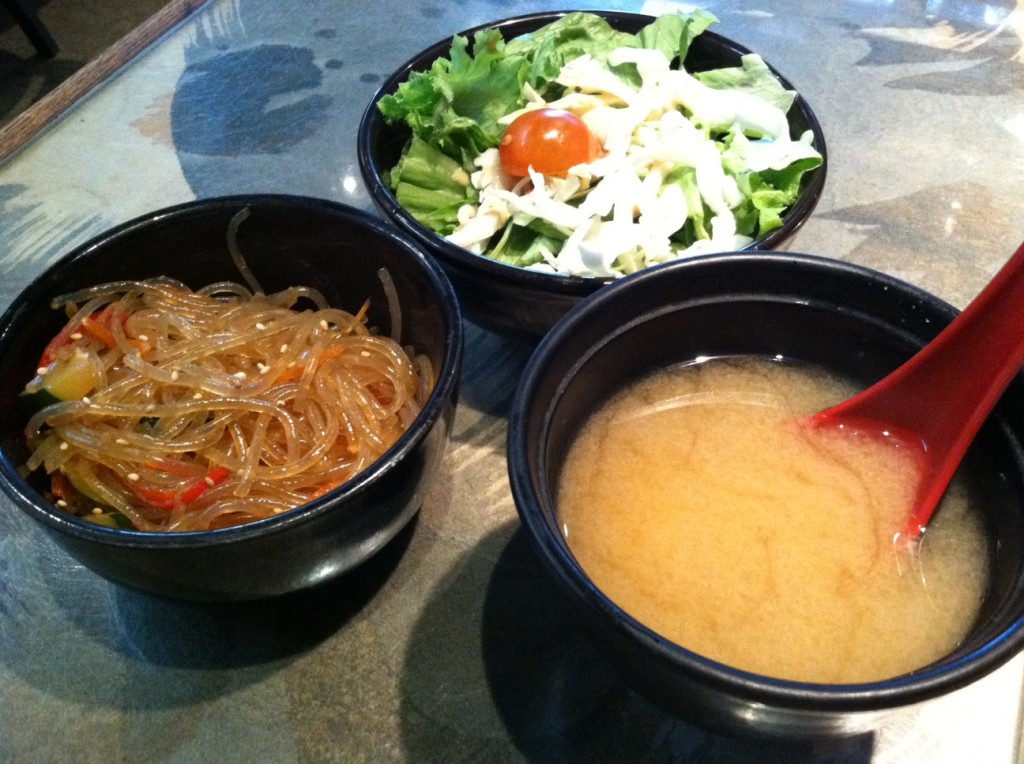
(557, 357), (989, 684)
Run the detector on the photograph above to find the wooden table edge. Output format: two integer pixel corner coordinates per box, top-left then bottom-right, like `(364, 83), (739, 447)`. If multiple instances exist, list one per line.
(0, 0), (211, 166)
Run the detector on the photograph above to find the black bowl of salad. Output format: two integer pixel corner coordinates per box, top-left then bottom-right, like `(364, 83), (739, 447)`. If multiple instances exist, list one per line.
(358, 10), (827, 338)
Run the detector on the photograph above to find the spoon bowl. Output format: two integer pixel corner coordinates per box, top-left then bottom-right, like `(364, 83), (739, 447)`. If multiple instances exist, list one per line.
(809, 240), (1024, 539)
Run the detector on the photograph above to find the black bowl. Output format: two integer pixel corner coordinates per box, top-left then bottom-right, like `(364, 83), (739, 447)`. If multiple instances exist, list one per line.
(358, 11), (827, 338)
(0, 195), (463, 602)
(507, 252), (1024, 738)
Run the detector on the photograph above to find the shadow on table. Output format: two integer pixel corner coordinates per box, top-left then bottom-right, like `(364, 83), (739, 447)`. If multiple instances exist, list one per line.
(109, 515), (417, 669)
(398, 523), (875, 763)
(0, 511), (416, 710)
(456, 320), (537, 418)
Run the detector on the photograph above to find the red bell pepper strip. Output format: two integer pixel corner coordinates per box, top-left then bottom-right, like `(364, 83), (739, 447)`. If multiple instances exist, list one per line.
(128, 466), (231, 509)
(39, 304), (121, 367)
(178, 466), (231, 504)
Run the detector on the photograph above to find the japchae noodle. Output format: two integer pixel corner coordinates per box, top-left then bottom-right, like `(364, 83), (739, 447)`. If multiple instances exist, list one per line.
(22, 271), (433, 532)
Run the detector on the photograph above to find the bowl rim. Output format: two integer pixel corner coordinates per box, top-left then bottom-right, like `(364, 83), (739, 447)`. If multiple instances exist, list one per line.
(356, 9), (828, 295)
(506, 251), (1024, 713)
(0, 193), (464, 549)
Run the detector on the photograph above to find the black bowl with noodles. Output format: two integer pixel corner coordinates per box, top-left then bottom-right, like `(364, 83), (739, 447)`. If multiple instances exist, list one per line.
(507, 252), (1024, 738)
(358, 10), (828, 338)
(0, 195), (463, 601)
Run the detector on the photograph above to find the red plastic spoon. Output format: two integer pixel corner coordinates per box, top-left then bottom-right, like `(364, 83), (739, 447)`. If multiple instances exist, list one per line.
(808, 240), (1024, 541)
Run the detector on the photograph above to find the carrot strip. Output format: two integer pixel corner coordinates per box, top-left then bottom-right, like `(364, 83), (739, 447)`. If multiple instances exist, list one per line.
(50, 471), (76, 504)
(81, 316), (117, 348)
(307, 479), (345, 499)
(317, 345), (346, 365)
(354, 298), (370, 324)
(273, 364), (303, 384)
(273, 345), (346, 384)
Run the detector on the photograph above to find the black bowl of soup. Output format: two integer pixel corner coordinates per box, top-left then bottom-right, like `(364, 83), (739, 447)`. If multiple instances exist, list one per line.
(357, 10), (827, 339)
(0, 195), (463, 601)
(507, 252), (1024, 737)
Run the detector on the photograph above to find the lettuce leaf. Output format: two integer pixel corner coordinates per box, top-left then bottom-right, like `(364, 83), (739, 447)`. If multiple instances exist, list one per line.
(378, 29), (527, 160)
(663, 165), (709, 244)
(387, 136), (477, 234)
(378, 11), (698, 161)
(695, 53), (797, 113)
(505, 11), (638, 91)
(488, 220), (564, 267)
(634, 9), (717, 65)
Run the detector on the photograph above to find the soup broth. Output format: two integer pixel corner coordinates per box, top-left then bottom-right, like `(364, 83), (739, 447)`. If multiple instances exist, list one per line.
(557, 357), (989, 683)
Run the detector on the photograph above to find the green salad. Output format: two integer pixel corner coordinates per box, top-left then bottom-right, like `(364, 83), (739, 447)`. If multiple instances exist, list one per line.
(378, 11), (823, 277)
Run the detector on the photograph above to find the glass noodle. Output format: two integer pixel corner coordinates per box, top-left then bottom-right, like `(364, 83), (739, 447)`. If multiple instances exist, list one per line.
(22, 215), (433, 532)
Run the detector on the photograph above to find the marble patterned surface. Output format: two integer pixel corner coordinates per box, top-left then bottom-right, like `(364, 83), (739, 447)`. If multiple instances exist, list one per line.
(1, 0), (1023, 761)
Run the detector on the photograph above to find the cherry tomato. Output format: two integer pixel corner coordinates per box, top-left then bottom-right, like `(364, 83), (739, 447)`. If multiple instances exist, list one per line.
(499, 108), (603, 178)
